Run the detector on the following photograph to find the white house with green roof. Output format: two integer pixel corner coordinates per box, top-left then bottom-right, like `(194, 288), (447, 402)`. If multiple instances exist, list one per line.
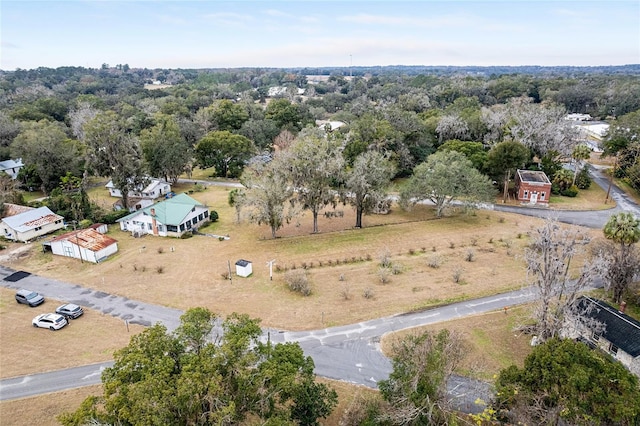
(116, 193), (210, 237)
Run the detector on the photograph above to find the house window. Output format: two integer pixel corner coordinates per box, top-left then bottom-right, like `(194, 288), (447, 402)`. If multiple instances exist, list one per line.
(167, 225), (177, 232)
(541, 192), (546, 200)
(592, 332), (600, 342)
(34, 226), (42, 231)
(180, 224), (185, 231)
(192, 217), (198, 225)
(157, 224), (164, 232)
(148, 223), (152, 231)
(204, 211), (209, 218)
(610, 344), (618, 355)
(198, 214), (203, 221)
(186, 221), (192, 229)
(523, 190), (529, 199)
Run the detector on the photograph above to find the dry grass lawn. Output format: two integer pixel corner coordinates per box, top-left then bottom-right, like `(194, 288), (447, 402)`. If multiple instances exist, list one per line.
(381, 305), (534, 381)
(0, 287), (145, 379)
(0, 179), (606, 425)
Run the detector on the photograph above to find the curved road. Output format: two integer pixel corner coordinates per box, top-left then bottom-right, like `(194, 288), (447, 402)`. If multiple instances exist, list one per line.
(1, 166), (638, 411)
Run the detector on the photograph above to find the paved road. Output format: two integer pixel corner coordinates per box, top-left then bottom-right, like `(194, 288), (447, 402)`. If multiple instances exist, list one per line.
(1, 165), (638, 409)
(0, 280), (534, 412)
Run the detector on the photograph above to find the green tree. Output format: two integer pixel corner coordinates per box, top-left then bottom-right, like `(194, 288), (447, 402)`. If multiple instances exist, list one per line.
(195, 130), (256, 178)
(345, 150), (396, 228)
(571, 143), (592, 185)
(265, 98), (304, 131)
(282, 130), (344, 233)
(601, 212), (640, 303)
(240, 156), (296, 238)
(140, 114), (191, 183)
(84, 111), (144, 210)
(11, 120), (84, 194)
(495, 338), (640, 425)
(486, 141), (530, 203)
(437, 139), (487, 171)
(212, 99), (250, 131)
(400, 150), (496, 218)
(59, 309), (337, 426)
(378, 330), (466, 425)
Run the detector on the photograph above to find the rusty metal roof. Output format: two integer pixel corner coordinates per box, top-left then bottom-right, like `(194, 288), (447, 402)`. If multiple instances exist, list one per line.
(52, 228), (117, 251)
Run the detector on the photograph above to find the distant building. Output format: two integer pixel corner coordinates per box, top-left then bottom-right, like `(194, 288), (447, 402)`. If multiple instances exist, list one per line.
(0, 158), (24, 180)
(0, 206), (64, 242)
(565, 113), (592, 121)
(106, 178), (172, 211)
(514, 170), (552, 205)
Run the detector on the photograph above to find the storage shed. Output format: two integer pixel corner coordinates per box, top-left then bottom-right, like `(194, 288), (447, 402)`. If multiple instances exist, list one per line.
(235, 259), (252, 277)
(50, 228), (118, 263)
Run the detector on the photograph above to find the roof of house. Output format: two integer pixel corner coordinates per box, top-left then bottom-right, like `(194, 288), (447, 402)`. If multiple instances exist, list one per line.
(0, 158), (24, 171)
(1, 206), (63, 232)
(117, 193), (206, 226)
(51, 228), (117, 251)
(106, 178), (169, 195)
(2, 203), (35, 218)
(517, 169), (551, 184)
(577, 296), (640, 357)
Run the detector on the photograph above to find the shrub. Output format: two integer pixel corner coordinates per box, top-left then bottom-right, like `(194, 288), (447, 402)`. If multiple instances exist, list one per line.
(378, 267), (391, 284)
(378, 248), (392, 268)
(452, 266), (464, 283)
(157, 247), (164, 254)
(340, 283), (351, 301)
(363, 288), (375, 299)
(284, 270), (311, 296)
(576, 167), (592, 189)
(561, 185), (579, 197)
(180, 232), (193, 239)
(427, 254), (442, 269)
(156, 266), (164, 274)
(391, 263), (403, 275)
(209, 210), (219, 222)
(449, 241), (455, 249)
(465, 248), (475, 262)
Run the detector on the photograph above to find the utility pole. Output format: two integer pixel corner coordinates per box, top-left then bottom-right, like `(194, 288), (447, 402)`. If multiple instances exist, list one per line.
(227, 260), (233, 284)
(605, 156), (617, 204)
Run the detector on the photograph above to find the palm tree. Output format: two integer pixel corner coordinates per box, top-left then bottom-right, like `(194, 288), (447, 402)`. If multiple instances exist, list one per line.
(602, 212), (640, 303)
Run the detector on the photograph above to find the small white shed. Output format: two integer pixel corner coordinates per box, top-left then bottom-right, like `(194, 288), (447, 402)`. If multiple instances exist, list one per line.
(235, 259), (252, 277)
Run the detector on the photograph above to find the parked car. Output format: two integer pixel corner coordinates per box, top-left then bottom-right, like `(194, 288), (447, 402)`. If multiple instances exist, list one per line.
(15, 289), (45, 307)
(32, 313), (68, 330)
(55, 303), (84, 319)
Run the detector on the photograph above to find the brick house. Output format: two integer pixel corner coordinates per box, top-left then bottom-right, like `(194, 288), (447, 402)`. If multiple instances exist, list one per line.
(514, 170), (552, 205)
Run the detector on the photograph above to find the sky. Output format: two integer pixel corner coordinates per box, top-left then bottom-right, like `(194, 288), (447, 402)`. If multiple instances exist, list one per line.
(1, 1), (639, 70)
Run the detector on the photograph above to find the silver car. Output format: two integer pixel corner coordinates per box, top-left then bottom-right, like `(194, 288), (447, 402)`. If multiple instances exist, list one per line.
(55, 303), (84, 319)
(15, 289), (45, 307)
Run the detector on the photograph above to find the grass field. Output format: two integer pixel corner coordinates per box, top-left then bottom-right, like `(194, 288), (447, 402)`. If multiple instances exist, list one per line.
(0, 175), (614, 425)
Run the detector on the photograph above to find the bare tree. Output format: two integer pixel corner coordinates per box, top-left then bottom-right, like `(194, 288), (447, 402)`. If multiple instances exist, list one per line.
(436, 113), (469, 144)
(68, 102), (99, 142)
(525, 219), (598, 342)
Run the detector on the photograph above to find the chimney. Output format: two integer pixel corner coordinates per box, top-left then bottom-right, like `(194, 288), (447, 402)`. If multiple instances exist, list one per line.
(150, 208), (158, 235)
(620, 301), (627, 314)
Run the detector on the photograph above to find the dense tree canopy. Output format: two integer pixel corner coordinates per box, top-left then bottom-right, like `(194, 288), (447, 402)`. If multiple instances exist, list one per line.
(59, 308), (338, 426)
(195, 130), (256, 178)
(495, 338), (640, 425)
(400, 150), (496, 217)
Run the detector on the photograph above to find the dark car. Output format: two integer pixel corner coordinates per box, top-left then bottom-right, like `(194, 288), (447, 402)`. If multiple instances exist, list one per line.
(55, 303), (84, 319)
(15, 289), (45, 307)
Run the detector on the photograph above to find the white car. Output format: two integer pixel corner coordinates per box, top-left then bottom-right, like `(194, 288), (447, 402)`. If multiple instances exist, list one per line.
(32, 313), (68, 330)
